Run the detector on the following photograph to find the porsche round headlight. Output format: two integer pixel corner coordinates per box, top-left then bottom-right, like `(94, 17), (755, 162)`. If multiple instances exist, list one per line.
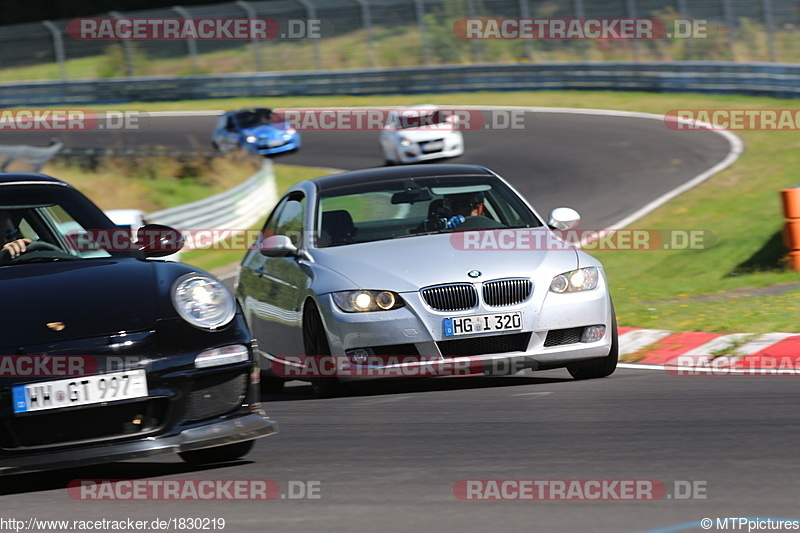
(246, 135), (258, 143)
(172, 273), (236, 329)
(399, 137), (413, 147)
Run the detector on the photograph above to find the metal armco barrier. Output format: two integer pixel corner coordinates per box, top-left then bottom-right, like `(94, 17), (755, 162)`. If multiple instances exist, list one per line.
(147, 159), (276, 244)
(1, 62), (799, 108)
(0, 140), (63, 173)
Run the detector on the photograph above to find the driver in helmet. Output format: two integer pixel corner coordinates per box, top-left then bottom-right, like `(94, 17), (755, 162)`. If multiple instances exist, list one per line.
(442, 192), (485, 229)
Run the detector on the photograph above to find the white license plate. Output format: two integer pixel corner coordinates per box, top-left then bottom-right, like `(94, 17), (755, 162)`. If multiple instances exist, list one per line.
(12, 369), (148, 414)
(422, 141), (444, 152)
(267, 140), (286, 147)
(443, 312), (522, 337)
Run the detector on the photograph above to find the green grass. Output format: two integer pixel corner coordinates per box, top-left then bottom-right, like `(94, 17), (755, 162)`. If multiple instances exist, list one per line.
(42, 90), (800, 333)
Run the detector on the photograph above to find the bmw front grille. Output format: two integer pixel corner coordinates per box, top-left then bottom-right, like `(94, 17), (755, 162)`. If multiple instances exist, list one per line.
(421, 283), (478, 311)
(482, 278), (533, 307)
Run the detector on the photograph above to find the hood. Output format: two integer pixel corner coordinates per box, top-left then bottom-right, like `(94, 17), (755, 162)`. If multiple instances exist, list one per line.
(395, 127), (455, 142)
(241, 124), (286, 139)
(311, 233), (579, 293)
(0, 259), (159, 350)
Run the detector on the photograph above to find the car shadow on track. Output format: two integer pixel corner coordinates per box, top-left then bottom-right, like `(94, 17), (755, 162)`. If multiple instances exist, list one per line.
(0, 460), (254, 496)
(263, 372), (576, 402)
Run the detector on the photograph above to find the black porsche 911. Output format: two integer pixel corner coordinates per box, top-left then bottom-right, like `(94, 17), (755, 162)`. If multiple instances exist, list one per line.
(0, 174), (277, 475)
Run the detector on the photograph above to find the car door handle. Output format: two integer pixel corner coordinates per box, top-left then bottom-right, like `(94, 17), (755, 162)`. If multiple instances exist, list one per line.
(255, 267), (266, 278)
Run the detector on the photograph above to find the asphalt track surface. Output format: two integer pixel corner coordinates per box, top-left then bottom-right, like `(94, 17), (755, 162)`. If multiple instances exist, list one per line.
(5, 110), (796, 533)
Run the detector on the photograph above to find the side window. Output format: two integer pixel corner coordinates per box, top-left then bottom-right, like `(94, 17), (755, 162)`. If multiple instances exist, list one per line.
(261, 197), (289, 238)
(225, 115), (236, 131)
(275, 195), (305, 247)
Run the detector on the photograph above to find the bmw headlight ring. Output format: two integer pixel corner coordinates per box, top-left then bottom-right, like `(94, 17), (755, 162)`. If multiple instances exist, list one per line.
(171, 273), (236, 329)
(549, 267), (600, 293)
(332, 290), (405, 313)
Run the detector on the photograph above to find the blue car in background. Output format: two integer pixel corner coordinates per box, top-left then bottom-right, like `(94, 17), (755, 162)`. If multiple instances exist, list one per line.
(212, 108), (301, 157)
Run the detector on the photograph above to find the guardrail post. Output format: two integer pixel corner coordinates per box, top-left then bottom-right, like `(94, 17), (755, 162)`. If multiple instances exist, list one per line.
(42, 21), (67, 80)
(518, 0), (534, 61)
(761, 0), (777, 62)
(414, 0), (432, 65)
(676, 0), (692, 59)
(295, 0), (323, 70)
(466, 0), (482, 63)
(236, 0), (264, 71)
(625, 0), (640, 62)
(572, 0), (588, 61)
(110, 11), (136, 76)
(721, 0), (736, 60)
(353, 0), (377, 68)
(173, 6), (200, 75)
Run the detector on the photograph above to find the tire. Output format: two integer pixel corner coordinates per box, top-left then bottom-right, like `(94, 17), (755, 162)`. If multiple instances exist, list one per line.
(211, 141), (220, 151)
(567, 307), (619, 380)
(260, 374), (286, 393)
(303, 301), (345, 398)
(178, 440), (255, 465)
(384, 148), (397, 166)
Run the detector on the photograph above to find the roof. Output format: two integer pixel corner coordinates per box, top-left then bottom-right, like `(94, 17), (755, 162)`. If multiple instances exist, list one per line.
(230, 107), (271, 114)
(310, 164), (494, 192)
(0, 174), (67, 186)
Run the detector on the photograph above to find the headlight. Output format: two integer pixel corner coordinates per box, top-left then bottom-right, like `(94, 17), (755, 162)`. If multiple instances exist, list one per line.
(399, 137), (413, 147)
(246, 135), (258, 143)
(332, 290), (405, 312)
(549, 267), (600, 293)
(285, 128), (296, 135)
(172, 273), (236, 329)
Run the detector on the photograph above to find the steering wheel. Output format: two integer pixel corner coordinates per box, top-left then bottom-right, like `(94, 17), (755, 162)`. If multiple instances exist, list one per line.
(0, 241), (75, 265)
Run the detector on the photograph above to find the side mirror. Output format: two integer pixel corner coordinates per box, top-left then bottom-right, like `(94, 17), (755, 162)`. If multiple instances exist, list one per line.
(260, 235), (298, 257)
(135, 224), (185, 257)
(547, 207), (581, 230)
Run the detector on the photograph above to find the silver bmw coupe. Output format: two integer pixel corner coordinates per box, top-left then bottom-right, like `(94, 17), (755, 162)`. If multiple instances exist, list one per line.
(236, 164), (617, 396)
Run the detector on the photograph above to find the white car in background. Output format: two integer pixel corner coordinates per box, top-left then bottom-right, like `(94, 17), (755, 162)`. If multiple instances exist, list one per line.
(380, 105), (465, 165)
(105, 209), (182, 261)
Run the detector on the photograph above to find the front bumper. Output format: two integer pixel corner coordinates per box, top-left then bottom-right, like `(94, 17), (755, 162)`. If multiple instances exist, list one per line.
(269, 287), (614, 381)
(248, 138), (301, 156)
(0, 411), (277, 476)
(0, 315), (278, 476)
(396, 135), (464, 163)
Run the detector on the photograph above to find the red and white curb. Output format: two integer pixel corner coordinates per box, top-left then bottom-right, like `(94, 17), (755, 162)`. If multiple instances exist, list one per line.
(618, 327), (800, 373)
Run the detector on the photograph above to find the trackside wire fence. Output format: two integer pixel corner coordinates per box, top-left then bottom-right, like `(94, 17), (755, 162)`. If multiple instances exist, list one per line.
(0, 0), (799, 82)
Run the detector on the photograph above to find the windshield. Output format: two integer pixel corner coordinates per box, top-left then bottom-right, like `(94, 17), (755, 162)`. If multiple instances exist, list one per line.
(395, 110), (450, 130)
(235, 109), (272, 129)
(0, 185), (139, 266)
(315, 175), (542, 247)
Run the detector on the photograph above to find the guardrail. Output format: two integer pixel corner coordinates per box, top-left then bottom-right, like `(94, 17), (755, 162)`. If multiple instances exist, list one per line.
(0, 141), (63, 173)
(147, 159), (276, 244)
(1, 62), (799, 107)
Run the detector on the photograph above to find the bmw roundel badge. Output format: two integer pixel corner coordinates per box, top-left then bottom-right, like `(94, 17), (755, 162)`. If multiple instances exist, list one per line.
(467, 270), (481, 278)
